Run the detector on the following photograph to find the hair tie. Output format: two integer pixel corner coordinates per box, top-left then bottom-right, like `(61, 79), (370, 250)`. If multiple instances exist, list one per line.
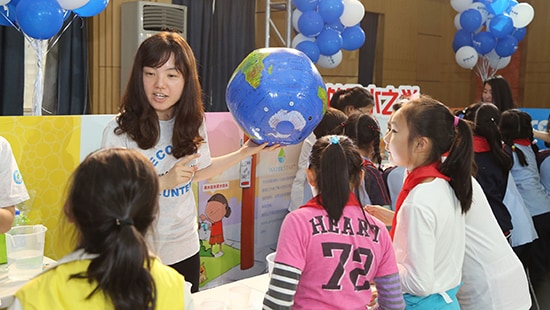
(329, 135), (340, 145)
(116, 218), (134, 227)
(453, 116), (460, 127)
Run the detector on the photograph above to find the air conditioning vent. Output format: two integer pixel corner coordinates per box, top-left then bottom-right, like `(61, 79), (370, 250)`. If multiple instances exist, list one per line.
(142, 4), (186, 33)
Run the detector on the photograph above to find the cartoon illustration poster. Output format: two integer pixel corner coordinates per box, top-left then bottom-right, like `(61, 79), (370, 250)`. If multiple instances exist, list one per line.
(197, 113), (245, 288)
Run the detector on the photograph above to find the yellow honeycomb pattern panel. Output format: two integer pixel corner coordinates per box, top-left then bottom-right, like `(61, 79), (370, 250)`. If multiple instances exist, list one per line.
(0, 116), (81, 260)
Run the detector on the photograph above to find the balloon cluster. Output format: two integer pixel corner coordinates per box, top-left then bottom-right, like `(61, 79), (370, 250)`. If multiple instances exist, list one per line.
(290, 0), (366, 69)
(0, 0), (109, 40)
(451, 0), (534, 81)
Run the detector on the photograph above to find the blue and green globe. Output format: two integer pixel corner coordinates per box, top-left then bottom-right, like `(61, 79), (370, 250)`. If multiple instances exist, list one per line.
(226, 48), (327, 145)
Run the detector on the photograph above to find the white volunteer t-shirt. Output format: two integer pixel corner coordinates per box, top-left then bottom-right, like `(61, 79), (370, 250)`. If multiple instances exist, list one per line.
(101, 116), (212, 264)
(0, 136), (30, 208)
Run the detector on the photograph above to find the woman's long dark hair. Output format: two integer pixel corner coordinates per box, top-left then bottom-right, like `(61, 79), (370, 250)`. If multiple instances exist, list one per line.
(116, 31), (204, 158)
(462, 102), (512, 175)
(500, 109), (539, 167)
(65, 148), (159, 310)
(401, 96), (474, 213)
(309, 135), (363, 222)
(484, 75), (515, 111)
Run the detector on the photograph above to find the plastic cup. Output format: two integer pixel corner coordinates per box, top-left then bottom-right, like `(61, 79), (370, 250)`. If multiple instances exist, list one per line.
(229, 284), (251, 310)
(266, 252), (276, 276)
(5, 225), (47, 281)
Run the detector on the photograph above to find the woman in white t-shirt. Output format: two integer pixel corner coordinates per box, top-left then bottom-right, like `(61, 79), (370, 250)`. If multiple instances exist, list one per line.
(101, 32), (273, 292)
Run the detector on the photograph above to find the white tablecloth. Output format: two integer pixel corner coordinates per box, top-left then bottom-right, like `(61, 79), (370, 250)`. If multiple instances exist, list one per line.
(192, 273), (270, 310)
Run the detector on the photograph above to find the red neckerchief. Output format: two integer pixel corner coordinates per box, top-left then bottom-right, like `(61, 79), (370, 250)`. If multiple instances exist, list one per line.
(363, 158), (376, 169)
(473, 136), (491, 153)
(513, 139), (531, 146)
(389, 162), (450, 240)
(300, 192), (361, 210)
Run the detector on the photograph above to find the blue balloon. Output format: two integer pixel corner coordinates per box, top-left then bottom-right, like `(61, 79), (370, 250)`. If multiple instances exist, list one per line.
(506, 0), (518, 13)
(341, 25), (365, 50)
(495, 35), (518, 57)
(16, 0), (64, 40)
(296, 41), (320, 63)
(484, 0), (509, 15)
(473, 31), (497, 55)
(324, 21), (344, 33)
(488, 14), (514, 38)
(0, 3), (17, 27)
(318, 0), (344, 24)
(292, 0), (319, 12)
(512, 27), (526, 41)
(73, 0), (109, 17)
(460, 9), (483, 32)
(298, 11), (324, 37)
(316, 28), (343, 56)
(452, 29), (473, 52)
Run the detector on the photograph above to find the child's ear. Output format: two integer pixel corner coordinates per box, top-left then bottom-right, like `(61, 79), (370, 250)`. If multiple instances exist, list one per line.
(414, 136), (431, 153)
(306, 168), (317, 187)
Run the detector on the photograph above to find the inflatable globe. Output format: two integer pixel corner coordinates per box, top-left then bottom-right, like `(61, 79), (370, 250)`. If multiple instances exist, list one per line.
(226, 48), (327, 146)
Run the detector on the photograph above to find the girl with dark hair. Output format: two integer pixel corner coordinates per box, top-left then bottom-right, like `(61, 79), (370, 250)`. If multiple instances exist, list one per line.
(13, 148), (193, 310)
(461, 102), (513, 235)
(329, 86), (374, 115)
(102, 32), (274, 292)
(288, 107), (348, 212)
(343, 112), (391, 206)
(384, 95), (473, 309)
(264, 135), (404, 310)
(500, 109), (550, 294)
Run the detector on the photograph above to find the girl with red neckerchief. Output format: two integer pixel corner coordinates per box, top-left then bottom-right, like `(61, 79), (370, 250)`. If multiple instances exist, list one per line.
(500, 109), (550, 297)
(384, 95), (473, 309)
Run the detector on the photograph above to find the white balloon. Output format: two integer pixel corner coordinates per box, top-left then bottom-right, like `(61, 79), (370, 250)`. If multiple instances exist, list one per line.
(291, 33), (315, 48)
(509, 3), (534, 28)
(57, 0), (89, 10)
(450, 0), (474, 13)
(340, 0), (365, 27)
(0, 0), (11, 6)
(468, 2), (489, 24)
(486, 49), (511, 69)
(317, 50), (343, 69)
(455, 46), (478, 69)
(454, 13), (462, 30)
(292, 9), (302, 33)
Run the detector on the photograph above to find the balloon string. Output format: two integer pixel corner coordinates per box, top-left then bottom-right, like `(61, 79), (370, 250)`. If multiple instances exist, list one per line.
(47, 13), (76, 54)
(0, 5), (21, 32)
(31, 39), (46, 116)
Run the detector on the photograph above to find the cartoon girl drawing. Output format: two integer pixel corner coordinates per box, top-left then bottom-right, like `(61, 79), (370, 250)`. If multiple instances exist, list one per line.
(199, 193), (231, 258)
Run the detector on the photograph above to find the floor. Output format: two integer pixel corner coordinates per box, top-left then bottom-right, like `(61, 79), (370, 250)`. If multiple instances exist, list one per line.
(531, 271), (550, 310)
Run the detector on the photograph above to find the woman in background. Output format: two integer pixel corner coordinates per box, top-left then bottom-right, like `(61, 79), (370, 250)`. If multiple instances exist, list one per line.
(12, 148), (194, 310)
(481, 75), (515, 111)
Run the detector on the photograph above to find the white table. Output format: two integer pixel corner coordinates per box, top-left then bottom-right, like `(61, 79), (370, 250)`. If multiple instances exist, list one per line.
(0, 257), (56, 309)
(192, 273), (270, 310)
